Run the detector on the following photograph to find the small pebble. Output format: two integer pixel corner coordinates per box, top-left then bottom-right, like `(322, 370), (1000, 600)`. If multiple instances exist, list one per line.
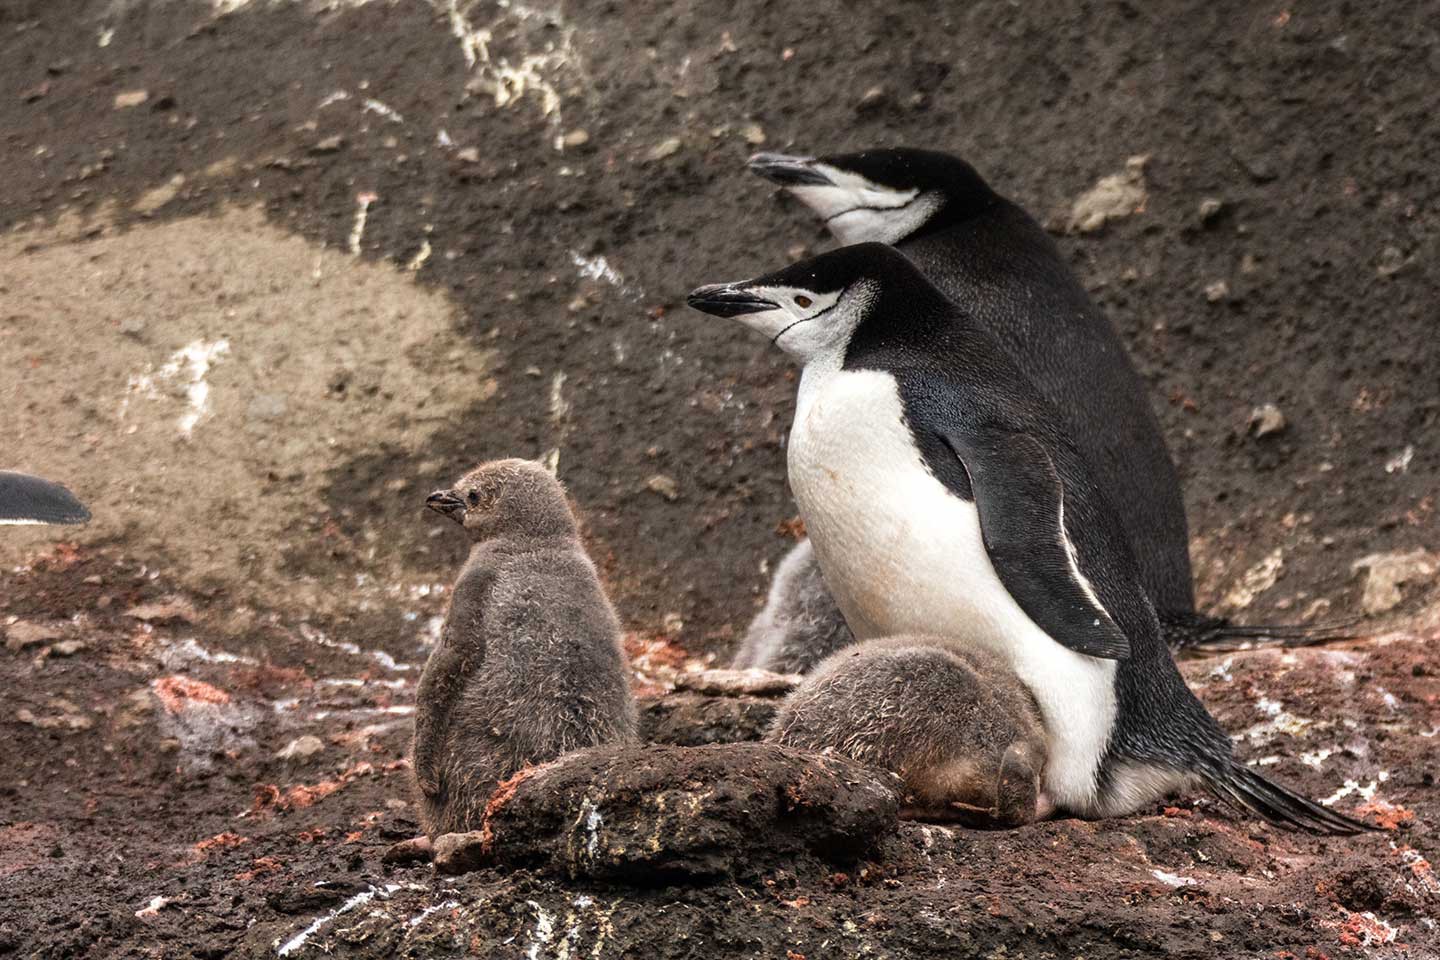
(1248, 403), (1287, 438)
(645, 137), (682, 162)
(646, 474), (680, 501)
(856, 86), (888, 112)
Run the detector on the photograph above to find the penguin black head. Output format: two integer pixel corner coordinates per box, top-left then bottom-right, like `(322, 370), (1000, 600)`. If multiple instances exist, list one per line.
(747, 148), (998, 244)
(688, 243), (942, 363)
(426, 458), (577, 542)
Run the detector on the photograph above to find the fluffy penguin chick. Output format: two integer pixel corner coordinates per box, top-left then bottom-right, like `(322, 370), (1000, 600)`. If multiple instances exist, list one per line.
(732, 538), (855, 673)
(770, 636), (1048, 826)
(412, 459), (638, 837)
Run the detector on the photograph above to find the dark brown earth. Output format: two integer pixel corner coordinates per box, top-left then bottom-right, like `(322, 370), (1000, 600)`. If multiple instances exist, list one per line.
(1, 1), (1437, 957)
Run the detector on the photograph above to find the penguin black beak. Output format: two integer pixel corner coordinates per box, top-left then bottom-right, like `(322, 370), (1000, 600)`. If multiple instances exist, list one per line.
(685, 284), (779, 318)
(747, 152), (834, 187)
(425, 490), (466, 522)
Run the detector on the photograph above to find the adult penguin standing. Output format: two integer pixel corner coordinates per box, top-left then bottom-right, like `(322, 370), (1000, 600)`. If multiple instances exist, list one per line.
(688, 244), (1368, 834)
(739, 148), (1335, 667)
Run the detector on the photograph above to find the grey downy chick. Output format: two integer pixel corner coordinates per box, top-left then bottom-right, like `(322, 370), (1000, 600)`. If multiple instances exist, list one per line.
(412, 459), (638, 837)
(732, 538), (855, 674)
(769, 635), (1048, 826)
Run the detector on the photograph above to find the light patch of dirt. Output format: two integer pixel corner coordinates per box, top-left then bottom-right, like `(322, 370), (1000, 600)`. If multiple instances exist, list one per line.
(1, 205), (492, 624)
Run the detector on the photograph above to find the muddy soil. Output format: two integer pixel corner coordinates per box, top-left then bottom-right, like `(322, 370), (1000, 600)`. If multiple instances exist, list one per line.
(1, 1), (1437, 957)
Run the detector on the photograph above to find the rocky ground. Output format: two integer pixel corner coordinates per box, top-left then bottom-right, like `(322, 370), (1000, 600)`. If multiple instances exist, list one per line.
(1, 1), (1437, 957)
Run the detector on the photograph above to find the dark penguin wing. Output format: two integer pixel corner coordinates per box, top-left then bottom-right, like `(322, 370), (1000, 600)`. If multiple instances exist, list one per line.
(929, 425), (1131, 661)
(0, 472), (90, 525)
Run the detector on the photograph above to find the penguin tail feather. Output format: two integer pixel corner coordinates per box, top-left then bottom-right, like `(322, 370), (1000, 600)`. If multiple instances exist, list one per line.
(1204, 762), (1376, 835)
(1161, 610), (1363, 654)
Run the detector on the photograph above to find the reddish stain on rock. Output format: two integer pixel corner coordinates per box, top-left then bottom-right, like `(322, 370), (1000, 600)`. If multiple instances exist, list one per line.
(188, 832), (250, 863)
(234, 856), (282, 882)
(152, 676), (230, 713)
(1354, 798), (1415, 830)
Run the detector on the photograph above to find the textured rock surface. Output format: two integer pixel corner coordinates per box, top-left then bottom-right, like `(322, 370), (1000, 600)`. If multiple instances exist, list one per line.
(465, 743), (899, 881)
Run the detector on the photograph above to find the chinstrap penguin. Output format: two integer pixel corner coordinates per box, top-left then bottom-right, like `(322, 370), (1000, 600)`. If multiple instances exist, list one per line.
(770, 635), (1048, 827)
(0, 472), (90, 526)
(687, 243), (1368, 833)
(412, 459), (638, 837)
(746, 147), (1347, 653)
(731, 537), (855, 674)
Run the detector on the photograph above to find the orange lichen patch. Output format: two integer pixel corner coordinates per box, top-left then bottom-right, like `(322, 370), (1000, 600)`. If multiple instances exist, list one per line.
(152, 675), (230, 713)
(774, 515), (806, 540)
(234, 856), (283, 882)
(344, 831), (365, 843)
(34, 542), (85, 570)
(478, 766), (535, 853)
(284, 780), (346, 809)
(1336, 910), (1397, 947)
(1392, 844), (1440, 894)
(250, 761), (385, 816)
(624, 632), (690, 670)
(184, 831), (251, 864)
(1355, 798), (1416, 830)
(1162, 806), (1194, 819)
(250, 783), (283, 813)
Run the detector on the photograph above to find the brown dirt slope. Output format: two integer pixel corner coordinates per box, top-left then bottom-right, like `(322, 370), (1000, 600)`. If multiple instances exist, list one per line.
(1, 1), (1437, 957)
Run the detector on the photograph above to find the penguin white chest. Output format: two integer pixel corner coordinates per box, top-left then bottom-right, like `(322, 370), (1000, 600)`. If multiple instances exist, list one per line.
(786, 367), (1117, 812)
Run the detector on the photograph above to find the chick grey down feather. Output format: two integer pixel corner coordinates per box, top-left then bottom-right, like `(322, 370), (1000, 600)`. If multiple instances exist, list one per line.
(412, 459), (637, 837)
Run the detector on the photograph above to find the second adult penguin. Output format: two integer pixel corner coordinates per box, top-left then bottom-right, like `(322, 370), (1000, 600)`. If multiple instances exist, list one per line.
(688, 244), (1368, 834)
(745, 147), (1337, 654)
(412, 459), (638, 837)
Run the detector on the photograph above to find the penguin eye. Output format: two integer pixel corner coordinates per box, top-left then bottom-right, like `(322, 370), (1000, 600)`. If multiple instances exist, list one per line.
(466, 491), (480, 506)
(794, 295), (813, 308)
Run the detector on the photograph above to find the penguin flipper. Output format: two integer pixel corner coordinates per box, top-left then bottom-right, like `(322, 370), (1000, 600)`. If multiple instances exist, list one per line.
(1206, 761), (1376, 835)
(941, 428), (1131, 661)
(0, 472), (90, 525)
(412, 565), (495, 792)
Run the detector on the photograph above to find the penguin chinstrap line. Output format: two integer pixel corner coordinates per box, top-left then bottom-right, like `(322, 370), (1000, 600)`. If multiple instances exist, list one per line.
(686, 243), (1369, 834)
(746, 147), (1347, 655)
(0, 471), (91, 526)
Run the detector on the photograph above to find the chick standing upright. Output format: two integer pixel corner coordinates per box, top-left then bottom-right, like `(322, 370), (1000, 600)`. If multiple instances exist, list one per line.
(412, 459), (637, 837)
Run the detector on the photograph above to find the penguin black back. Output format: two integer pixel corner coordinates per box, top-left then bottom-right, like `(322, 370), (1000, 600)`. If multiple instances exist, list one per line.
(750, 148), (1194, 620)
(0, 472), (90, 526)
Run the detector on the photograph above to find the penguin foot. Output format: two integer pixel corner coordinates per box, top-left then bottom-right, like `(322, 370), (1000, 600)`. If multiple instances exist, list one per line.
(1162, 610), (1364, 655)
(382, 835), (434, 866)
(992, 741), (1044, 827)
